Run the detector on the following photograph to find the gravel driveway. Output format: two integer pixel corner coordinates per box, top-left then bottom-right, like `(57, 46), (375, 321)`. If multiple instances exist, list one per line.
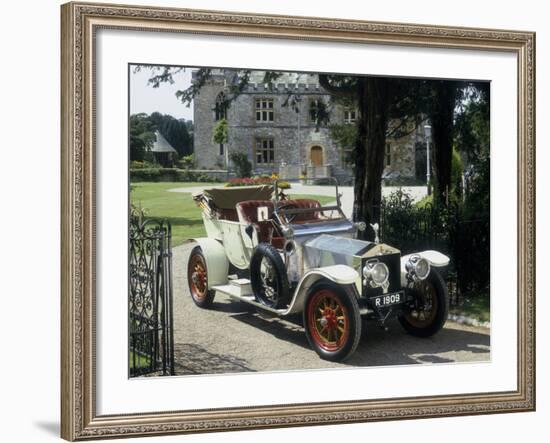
(171, 244), (490, 375)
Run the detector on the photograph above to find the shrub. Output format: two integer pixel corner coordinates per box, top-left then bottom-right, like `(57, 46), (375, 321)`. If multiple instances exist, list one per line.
(130, 203), (149, 225)
(229, 152), (252, 178)
(212, 119), (228, 145)
(225, 177), (265, 187)
(278, 181), (291, 189)
(130, 160), (156, 169)
(381, 188), (489, 296)
(459, 149), (490, 291)
(130, 168), (161, 182)
(130, 168), (220, 183)
(176, 154), (195, 169)
(176, 169), (219, 183)
(225, 177), (291, 188)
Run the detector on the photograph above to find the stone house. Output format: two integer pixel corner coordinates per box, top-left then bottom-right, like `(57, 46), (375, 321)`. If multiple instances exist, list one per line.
(193, 70), (425, 184)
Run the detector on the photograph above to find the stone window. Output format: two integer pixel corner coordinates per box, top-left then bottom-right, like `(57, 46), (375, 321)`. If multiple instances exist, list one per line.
(344, 108), (357, 124)
(255, 138), (275, 165)
(215, 92), (227, 121)
(255, 98), (274, 122)
(341, 147), (353, 168)
(385, 142), (392, 167)
(219, 143), (224, 156)
(309, 98), (322, 124)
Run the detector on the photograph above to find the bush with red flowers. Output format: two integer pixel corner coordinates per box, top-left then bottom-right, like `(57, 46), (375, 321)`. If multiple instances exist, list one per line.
(225, 176), (291, 189)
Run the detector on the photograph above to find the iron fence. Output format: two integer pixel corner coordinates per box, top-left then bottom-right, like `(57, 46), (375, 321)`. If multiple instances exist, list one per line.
(380, 195), (489, 306)
(129, 218), (175, 377)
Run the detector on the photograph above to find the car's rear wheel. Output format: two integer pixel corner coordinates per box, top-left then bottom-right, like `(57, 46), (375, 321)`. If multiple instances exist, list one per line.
(304, 281), (361, 362)
(187, 246), (215, 308)
(398, 269), (448, 337)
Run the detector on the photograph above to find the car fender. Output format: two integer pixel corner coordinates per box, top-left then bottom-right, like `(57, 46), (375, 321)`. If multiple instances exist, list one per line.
(186, 238), (229, 286)
(400, 250), (450, 286)
(285, 265), (360, 315)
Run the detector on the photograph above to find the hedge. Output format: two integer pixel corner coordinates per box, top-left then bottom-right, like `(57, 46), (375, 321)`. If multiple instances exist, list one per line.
(130, 168), (220, 183)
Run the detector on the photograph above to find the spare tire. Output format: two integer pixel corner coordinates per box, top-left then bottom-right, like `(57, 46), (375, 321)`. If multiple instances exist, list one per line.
(250, 243), (290, 309)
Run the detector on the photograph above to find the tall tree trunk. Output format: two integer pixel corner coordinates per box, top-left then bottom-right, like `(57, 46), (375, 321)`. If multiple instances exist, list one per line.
(431, 81), (457, 206)
(354, 77), (389, 241)
(353, 80), (367, 225)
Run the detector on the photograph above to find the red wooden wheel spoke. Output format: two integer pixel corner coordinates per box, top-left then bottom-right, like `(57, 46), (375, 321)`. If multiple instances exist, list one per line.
(189, 254), (208, 301)
(307, 289), (350, 352)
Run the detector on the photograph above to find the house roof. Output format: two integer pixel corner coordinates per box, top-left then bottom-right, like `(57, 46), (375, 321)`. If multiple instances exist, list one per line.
(151, 131), (177, 153)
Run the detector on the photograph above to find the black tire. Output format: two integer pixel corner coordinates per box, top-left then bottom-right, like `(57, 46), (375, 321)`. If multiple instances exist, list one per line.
(250, 243), (290, 309)
(187, 246), (216, 308)
(398, 268), (449, 337)
(303, 281), (362, 362)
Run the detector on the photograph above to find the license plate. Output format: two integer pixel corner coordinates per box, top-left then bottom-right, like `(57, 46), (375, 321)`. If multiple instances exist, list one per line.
(372, 292), (404, 308)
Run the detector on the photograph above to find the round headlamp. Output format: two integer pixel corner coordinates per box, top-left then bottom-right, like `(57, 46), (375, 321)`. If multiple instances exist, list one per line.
(406, 255), (430, 281)
(363, 261), (389, 287)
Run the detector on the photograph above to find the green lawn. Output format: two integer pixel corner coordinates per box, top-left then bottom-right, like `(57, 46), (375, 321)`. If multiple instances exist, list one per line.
(130, 182), (336, 247)
(129, 351), (151, 371)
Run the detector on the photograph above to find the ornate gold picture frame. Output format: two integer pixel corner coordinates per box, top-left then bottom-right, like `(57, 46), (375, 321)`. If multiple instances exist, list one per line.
(61, 1), (535, 440)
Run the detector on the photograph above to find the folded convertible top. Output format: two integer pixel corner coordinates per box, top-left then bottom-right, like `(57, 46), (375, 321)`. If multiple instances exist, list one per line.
(193, 185), (273, 210)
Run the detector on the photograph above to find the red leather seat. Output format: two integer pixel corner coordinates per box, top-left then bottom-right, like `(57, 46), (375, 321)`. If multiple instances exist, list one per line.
(235, 198), (323, 244)
(277, 199), (322, 223)
(287, 199), (322, 222)
(236, 200), (275, 243)
(236, 200), (274, 223)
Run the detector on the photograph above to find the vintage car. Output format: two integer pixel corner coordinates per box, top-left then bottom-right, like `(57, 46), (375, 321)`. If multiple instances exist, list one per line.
(187, 179), (450, 361)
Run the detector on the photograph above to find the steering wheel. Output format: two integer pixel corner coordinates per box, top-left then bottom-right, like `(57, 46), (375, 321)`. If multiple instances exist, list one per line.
(278, 190), (288, 201)
(277, 202), (299, 224)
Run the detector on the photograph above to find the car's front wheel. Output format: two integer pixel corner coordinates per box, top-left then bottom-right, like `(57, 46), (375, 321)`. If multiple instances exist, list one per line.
(303, 281), (362, 362)
(187, 246), (216, 308)
(398, 269), (449, 337)
(250, 243), (290, 309)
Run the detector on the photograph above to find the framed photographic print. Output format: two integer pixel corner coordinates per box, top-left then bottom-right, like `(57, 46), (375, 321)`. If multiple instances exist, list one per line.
(60, 1), (536, 440)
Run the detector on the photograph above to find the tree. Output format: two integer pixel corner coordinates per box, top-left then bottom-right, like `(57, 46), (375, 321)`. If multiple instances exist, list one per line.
(212, 118), (228, 147)
(454, 85), (490, 161)
(453, 91), (490, 293)
(129, 113), (156, 161)
(130, 111), (195, 162)
(353, 78), (389, 231)
(149, 112), (193, 156)
(185, 120), (195, 153)
(427, 80), (489, 206)
(321, 75), (428, 236)
(428, 80), (460, 205)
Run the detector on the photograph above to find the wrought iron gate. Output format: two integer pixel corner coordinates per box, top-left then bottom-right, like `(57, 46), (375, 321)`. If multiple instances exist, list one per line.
(380, 197), (489, 306)
(129, 218), (174, 377)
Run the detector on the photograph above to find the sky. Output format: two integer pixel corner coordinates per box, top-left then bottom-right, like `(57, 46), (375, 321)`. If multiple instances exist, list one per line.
(129, 66), (194, 121)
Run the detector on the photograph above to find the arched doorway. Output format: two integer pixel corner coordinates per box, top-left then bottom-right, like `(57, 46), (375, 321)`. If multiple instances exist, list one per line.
(310, 145), (323, 167)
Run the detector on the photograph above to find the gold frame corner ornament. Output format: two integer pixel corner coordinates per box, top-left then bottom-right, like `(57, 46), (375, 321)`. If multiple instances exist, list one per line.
(60, 1), (536, 440)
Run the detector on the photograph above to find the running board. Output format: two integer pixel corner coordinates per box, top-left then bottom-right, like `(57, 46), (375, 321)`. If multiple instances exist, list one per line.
(211, 284), (288, 316)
